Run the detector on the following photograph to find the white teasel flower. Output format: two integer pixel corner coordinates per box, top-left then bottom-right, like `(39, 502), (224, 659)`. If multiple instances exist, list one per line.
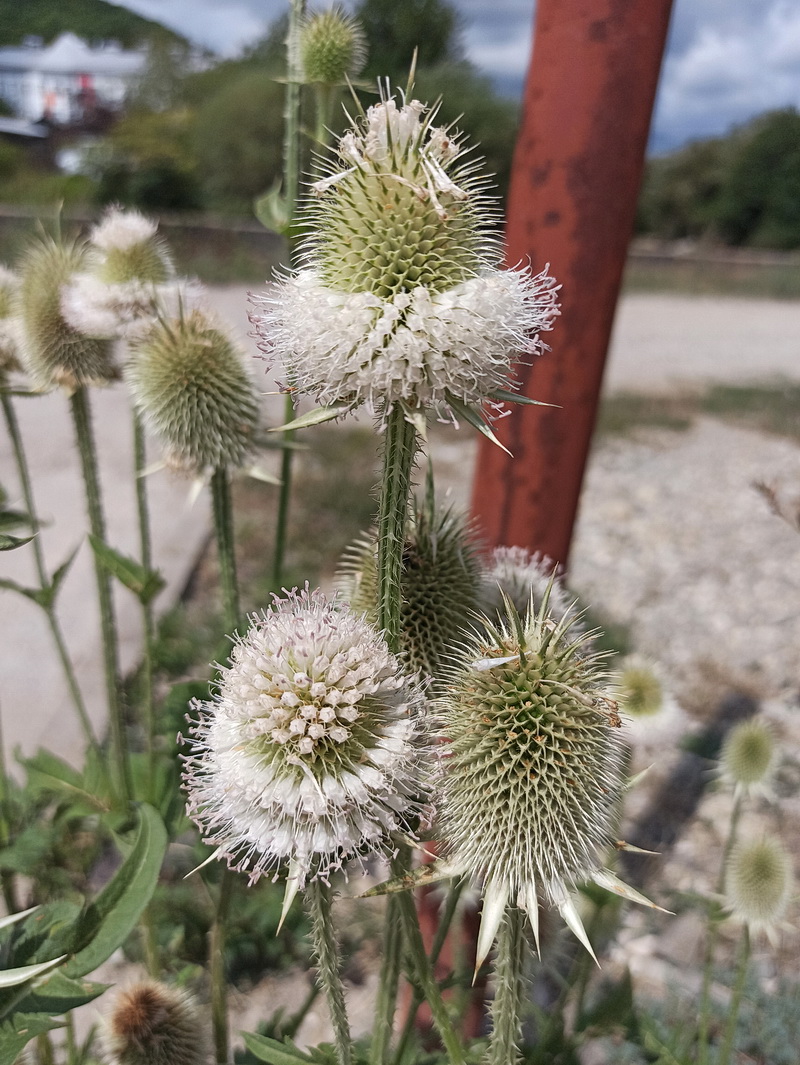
(718, 716), (777, 800)
(617, 654), (688, 760)
(251, 92), (559, 426)
(61, 274), (204, 341)
(480, 546), (578, 632)
(182, 587), (427, 894)
(436, 590), (661, 968)
(725, 836), (792, 944)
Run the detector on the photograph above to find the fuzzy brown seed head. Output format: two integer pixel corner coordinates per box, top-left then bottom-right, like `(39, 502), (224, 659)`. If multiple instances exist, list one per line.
(105, 982), (208, 1065)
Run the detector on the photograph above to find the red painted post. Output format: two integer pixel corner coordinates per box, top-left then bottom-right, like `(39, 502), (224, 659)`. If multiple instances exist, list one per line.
(470, 0), (674, 568)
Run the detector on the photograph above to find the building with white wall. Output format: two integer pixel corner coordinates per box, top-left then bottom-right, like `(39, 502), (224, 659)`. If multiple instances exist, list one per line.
(0, 33), (147, 125)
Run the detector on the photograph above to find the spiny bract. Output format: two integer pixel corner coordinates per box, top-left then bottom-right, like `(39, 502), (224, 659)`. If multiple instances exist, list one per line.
(337, 498), (482, 682)
(126, 309), (258, 471)
(300, 6), (366, 85)
(104, 982), (208, 1065)
(480, 546), (577, 631)
(17, 236), (115, 389)
(182, 587), (426, 886)
(437, 594), (632, 961)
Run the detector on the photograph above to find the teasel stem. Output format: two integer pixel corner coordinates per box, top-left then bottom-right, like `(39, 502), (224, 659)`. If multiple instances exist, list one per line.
(396, 889), (466, 1065)
(272, 0), (306, 586)
(376, 403), (417, 652)
(0, 702), (19, 914)
(70, 385), (130, 802)
(371, 895), (402, 1065)
(210, 466), (239, 632)
(210, 868), (234, 1065)
(306, 878), (353, 1065)
(132, 411), (156, 797)
(1, 389), (97, 755)
(392, 878), (467, 1065)
(698, 791), (744, 1064)
(485, 906), (527, 1065)
(718, 926), (750, 1065)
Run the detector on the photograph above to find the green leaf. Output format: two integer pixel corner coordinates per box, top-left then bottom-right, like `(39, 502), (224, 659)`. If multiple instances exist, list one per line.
(15, 971), (108, 1016)
(64, 804), (167, 978)
(254, 181), (290, 236)
(0, 1013), (64, 1065)
(268, 404), (353, 433)
(0, 509), (32, 533)
(242, 1032), (315, 1064)
(0, 533), (34, 551)
(445, 394), (513, 456)
(0, 907), (39, 933)
(20, 750), (110, 813)
(5, 902), (83, 969)
(0, 577), (53, 608)
(87, 535), (166, 606)
(488, 387), (559, 408)
(49, 545), (80, 602)
(0, 956), (66, 990)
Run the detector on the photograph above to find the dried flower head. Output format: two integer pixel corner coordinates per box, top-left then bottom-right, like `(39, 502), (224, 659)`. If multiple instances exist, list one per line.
(480, 546), (575, 630)
(105, 981), (208, 1065)
(0, 264), (21, 374)
(725, 836), (792, 940)
(301, 7), (366, 84)
(436, 593), (644, 964)
(17, 236), (116, 390)
(182, 587), (426, 886)
(719, 717), (777, 798)
(125, 309), (259, 471)
(337, 498), (482, 681)
(251, 92), (558, 423)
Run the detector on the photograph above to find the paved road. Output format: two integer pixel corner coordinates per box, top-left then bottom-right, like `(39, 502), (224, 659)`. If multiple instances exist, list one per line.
(2, 288), (798, 768)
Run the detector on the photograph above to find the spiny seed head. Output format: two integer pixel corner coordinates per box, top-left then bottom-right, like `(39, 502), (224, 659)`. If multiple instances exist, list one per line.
(437, 595), (624, 909)
(720, 717), (776, 796)
(480, 546), (577, 631)
(337, 499), (482, 682)
(105, 982), (208, 1065)
(301, 7), (366, 84)
(126, 309), (259, 471)
(0, 264), (21, 374)
(182, 586), (426, 885)
(250, 91), (559, 419)
(17, 236), (115, 390)
(90, 207), (173, 284)
(618, 656), (663, 718)
(725, 836), (792, 937)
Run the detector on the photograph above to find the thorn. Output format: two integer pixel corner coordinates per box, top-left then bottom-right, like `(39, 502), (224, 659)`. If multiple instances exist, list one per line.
(558, 893), (599, 966)
(474, 878), (509, 982)
(278, 861), (303, 933)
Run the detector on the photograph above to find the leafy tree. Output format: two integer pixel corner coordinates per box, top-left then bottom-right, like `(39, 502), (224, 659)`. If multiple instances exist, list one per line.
(0, 0), (183, 48)
(637, 137), (730, 240)
(355, 0), (463, 81)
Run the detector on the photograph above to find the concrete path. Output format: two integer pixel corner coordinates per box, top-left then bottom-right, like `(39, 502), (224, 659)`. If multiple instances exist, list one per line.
(1, 288), (798, 769)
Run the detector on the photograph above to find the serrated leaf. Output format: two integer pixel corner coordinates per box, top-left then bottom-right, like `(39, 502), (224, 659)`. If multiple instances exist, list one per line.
(488, 387), (559, 408)
(0, 533), (34, 551)
(87, 535), (165, 606)
(445, 393), (512, 456)
(64, 804), (167, 978)
(15, 971), (108, 1015)
(0, 955), (66, 989)
(360, 860), (456, 898)
(269, 404), (352, 432)
(0, 1013), (64, 1065)
(242, 1032), (315, 1064)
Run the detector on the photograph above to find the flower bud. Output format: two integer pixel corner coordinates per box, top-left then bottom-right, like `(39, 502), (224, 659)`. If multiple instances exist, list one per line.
(301, 7), (366, 85)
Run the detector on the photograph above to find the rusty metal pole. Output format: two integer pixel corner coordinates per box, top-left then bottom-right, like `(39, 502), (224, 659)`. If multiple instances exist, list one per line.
(470, 0), (674, 568)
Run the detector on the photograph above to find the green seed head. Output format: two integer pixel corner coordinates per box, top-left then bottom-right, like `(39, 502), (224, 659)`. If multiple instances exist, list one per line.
(126, 310), (259, 471)
(105, 982), (208, 1065)
(301, 7), (366, 85)
(437, 598), (624, 901)
(618, 656), (663, 718)
(337, 498), (482, 681)
(90, 207), (173, 284)
(725, 836), (791, 936)
(17, 236), (115, 389)
(720, 717), (776, 795)
(304, 94), (499, 298)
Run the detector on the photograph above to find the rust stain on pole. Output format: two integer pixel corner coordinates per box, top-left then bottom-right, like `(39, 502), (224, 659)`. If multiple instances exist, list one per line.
(470, 0), (674, 568)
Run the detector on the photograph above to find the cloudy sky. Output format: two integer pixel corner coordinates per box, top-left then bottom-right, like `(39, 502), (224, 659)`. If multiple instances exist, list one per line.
(110, 0), (800, 152)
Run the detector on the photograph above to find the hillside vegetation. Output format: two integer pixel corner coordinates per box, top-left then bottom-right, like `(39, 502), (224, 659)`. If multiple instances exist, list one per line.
(0, 0), (185, 48)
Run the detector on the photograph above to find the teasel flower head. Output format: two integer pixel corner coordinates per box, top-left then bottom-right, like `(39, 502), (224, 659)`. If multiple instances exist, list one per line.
(0, 265), (21, 375)
(300, 6), (366, 85)
(125, 308), (259, 472)
(719, 717), (777, 799)
(182, 587), (426, 889)
(725, 836), (792, 943)
(251, 89), (559, 425)
(480, 546), (576, 631)
(16, 235), (116, 390)
(89, 206), (173, 285)
(337, 495), (482, 682)
(616, 654), (687, 760)
(436, 591), (654, 966)
(104, 981), (208, 1065)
